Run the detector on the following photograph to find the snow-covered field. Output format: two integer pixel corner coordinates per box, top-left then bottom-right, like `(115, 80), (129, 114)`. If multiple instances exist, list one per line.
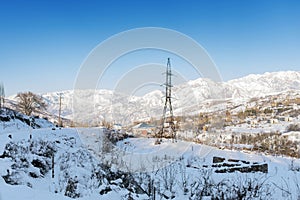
(2, 125), (299, 199)
(98, 135), (300, 199)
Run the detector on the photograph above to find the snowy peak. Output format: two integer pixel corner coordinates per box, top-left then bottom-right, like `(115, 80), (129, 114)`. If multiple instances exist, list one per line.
(227, 71), (300, 98)
(28, 71), (300, 124)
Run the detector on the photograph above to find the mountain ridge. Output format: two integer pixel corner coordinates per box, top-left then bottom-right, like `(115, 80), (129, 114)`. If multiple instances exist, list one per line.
(9, 70), (300, 125)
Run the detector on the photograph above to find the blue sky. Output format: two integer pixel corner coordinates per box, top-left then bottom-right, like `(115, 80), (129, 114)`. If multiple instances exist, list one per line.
(1, 0), (300, 96)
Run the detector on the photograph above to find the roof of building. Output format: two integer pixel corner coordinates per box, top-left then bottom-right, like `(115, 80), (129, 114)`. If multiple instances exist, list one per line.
(132, 122), (155, 129)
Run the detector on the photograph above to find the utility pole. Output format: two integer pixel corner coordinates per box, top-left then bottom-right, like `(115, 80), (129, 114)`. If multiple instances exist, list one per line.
(58, 93), (62, 127)
(156, 58), (176, 144)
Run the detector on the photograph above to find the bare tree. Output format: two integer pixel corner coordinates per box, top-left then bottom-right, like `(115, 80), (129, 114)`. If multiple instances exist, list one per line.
(16, 91), (47, 116)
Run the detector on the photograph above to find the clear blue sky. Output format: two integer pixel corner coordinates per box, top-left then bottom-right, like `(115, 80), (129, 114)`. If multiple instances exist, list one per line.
(1, 0), (300, 96)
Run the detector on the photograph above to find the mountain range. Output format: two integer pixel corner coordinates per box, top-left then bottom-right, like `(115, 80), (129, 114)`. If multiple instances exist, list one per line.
(10, 71), (300, 125)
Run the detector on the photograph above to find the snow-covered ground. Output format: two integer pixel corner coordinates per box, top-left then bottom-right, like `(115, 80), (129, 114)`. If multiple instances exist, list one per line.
(0, 128), (143, 200)
(0, 108), (54, 134)
(1, 122), (300, 199)
(68, 128), (300, 199)
(0, 177), (70, 200)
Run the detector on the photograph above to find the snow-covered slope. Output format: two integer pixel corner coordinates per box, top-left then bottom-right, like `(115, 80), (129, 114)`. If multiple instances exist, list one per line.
(0, 177), (71, 200)
(0, 128), (149, 200)
(0, 108), (55, 133)
(1, 127), (300, 200)
(12, 71), (300, 125)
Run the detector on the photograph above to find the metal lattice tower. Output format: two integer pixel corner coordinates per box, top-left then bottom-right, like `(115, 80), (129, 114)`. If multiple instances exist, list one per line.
(157, 58), (176, 143)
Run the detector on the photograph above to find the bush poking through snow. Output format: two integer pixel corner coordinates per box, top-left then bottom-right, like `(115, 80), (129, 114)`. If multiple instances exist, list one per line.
(286, 123), (300, 132)
(65, 176), (80, 198)
(1, 139), (56, 186)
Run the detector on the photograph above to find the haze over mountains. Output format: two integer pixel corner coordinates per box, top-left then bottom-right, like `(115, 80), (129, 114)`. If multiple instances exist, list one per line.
(10, 71), (300, 125)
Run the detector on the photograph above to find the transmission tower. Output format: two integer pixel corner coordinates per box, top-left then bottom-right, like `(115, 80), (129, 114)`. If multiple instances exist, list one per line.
(157, 58), (177, 143)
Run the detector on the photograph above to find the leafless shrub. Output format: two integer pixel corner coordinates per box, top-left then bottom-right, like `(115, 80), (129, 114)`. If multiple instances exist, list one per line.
(156, 163), (177, 195)
(294, 176), (300, 200)
(273, 177), (293, 200)
(287, 124), (300, 132)
(190, 170), (272, 200)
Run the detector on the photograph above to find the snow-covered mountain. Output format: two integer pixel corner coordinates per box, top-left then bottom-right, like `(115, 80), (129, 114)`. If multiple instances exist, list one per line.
(22, 71), (300, 125)
(226, 71), (300, 98)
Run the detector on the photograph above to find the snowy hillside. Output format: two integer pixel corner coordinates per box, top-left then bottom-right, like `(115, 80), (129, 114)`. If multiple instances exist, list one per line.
(0, 128), (148, 200)
(1, 127), (300, 199)
(1, 103), (300, 199)
(0, 108), (55, 133)
(34, 71), (300, 125)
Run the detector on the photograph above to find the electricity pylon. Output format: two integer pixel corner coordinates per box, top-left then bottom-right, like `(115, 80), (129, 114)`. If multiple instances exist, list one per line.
(156, 58), (177, 144)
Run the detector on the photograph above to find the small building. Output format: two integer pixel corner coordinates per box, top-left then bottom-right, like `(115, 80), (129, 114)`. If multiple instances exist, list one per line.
(132, 122), (155, 137)
(285, 116), (292, 122)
